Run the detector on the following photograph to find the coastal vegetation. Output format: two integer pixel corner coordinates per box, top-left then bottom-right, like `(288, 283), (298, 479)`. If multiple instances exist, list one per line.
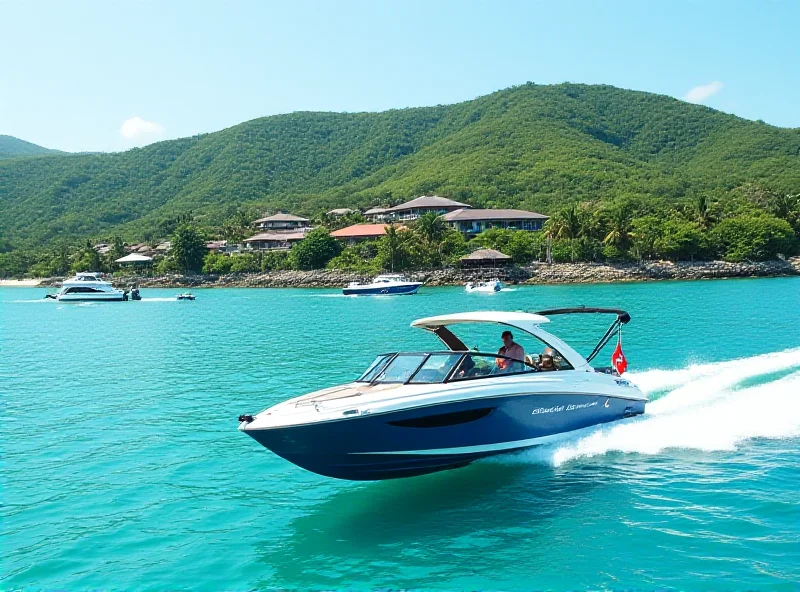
(1, 83), (799, 277)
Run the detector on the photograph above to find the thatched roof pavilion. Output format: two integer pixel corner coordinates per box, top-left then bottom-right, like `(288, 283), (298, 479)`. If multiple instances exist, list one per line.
(460, 248), (512, 268)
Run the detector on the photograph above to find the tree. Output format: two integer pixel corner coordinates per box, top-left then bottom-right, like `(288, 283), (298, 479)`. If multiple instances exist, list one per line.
(72, 240), (104, 272)
(711, 213), (797, 261)
(414, 213), (448, 244)
(602, 202), (635, 253)
(202, 251), (233, 274)
(221, 209), (252, 244)
(378, 224), (412, 271)
(170, 225), (207, 273)
(290, 228), (341, 270)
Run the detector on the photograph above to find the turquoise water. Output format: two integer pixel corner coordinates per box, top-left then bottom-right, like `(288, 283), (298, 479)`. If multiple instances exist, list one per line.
(3, 279), (800, 590)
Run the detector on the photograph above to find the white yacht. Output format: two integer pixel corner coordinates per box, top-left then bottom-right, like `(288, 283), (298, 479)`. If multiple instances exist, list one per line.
(46, 272), (128, 302)
(343, 274), (423, 296)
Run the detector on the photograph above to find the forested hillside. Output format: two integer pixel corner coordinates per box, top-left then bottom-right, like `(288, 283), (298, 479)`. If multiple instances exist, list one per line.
(0, 135), (60, 160)
(1, 83), (799, 249)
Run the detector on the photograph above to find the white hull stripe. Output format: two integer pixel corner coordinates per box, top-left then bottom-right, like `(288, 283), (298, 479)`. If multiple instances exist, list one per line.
(351, 432), (569, 456)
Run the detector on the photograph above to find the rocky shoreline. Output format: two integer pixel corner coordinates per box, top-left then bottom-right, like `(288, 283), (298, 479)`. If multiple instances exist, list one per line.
(82, 258), (800, 289)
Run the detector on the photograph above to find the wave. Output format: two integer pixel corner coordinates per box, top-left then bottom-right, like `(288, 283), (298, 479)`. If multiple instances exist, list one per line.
(496, 348), (800, 467)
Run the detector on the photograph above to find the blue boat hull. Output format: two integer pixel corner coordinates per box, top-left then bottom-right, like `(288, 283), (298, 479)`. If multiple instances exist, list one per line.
(245, 393), (645, 480)
(342, 283), (421, 296)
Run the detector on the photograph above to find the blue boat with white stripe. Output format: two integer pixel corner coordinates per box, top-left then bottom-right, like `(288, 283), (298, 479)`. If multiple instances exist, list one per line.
(238, 308), (646, 480)
(342, 274), (423, 296)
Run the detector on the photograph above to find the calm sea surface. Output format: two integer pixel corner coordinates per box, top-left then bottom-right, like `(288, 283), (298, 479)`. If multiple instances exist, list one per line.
(3, 279), (800, 590)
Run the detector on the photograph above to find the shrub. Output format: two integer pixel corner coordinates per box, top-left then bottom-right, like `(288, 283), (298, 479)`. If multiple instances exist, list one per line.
(290, 228), (341, 270)
(712, 214), (797, 261)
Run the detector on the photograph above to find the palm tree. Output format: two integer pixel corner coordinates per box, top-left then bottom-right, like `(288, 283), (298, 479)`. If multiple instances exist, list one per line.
(415, 212), (447, 244)
(603, 204), (634, 250)
(695, 195), (713, 229)
(384, 224), (404, 272)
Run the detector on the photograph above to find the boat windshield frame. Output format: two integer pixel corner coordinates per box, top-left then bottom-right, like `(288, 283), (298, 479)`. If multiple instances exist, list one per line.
(355, 350), (566, 385)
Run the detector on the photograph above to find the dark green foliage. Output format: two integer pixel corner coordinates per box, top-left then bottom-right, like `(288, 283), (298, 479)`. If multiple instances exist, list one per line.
(229, 253), (261, 273)
(289, 228), (341, 270)
(202, 251), (234, 274)
(2, 83), (799, 252)
(712, 214), (797, 261)
(71, 240), (104, 272)
(260, 250), (292, 272)
(170, 225), (206, 273)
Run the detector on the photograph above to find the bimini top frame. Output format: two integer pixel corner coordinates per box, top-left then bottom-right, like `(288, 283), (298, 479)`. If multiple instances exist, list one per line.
(410, 311), (589, 370)
(533, 307), (631, 363)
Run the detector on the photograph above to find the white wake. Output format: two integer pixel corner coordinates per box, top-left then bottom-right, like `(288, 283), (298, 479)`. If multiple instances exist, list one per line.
(498, 349), (800, 467)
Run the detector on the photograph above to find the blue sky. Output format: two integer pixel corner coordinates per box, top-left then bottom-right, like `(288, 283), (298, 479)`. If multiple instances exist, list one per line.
(2, 0), (798, 153)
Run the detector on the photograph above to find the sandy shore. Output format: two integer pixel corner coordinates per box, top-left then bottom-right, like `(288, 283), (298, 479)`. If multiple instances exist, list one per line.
(0, 278), (44, 287)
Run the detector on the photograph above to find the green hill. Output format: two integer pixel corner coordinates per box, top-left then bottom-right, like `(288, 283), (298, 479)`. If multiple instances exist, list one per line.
(0, 135), (60, 160)
(1, 83), (799, 247)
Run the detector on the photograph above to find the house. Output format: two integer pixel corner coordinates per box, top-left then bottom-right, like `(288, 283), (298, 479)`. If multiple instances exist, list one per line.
(381, 196), (471, 221)
(444, 208), (549, 236)
(364, 207), (390, 222)
(205, 240), (239, 254)
(252, 213), (311, 231)
(330, 223), (407, 245)
(327, 208), (356, 217)
(243, 231), (306, 251)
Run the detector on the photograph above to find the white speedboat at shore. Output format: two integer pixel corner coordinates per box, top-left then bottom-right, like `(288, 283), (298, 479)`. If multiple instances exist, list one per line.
(343, 274), (423, 296)
(239, 307), (645, 480)
(45, 272), (130, 301)
(466, 279), (502, 292)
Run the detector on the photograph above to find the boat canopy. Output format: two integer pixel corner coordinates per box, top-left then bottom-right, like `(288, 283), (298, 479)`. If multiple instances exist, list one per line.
(411, 311), (589, 370)
(412, 311), (549, 330)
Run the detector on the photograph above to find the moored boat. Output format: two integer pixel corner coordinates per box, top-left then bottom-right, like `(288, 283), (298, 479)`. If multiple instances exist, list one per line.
(45, 272), (129, 302)
(343, 274), (423, 296)
(238, 308), (645, 480)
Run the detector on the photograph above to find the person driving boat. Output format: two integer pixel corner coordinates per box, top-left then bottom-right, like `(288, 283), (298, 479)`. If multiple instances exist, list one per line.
(496, 330), (525, 372)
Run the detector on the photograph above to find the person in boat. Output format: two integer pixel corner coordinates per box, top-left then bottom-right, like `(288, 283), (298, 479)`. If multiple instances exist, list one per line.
(496, 331), (525, 372)
(539, 347), (557, 371)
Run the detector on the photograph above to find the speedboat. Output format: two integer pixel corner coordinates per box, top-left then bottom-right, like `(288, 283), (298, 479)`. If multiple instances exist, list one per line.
(466, 279), (502, 292)
(343, 274), (423, 296)
(176, 293), (195, 301)
(45, 272), (128, 302)
(238, 308), (646, 480)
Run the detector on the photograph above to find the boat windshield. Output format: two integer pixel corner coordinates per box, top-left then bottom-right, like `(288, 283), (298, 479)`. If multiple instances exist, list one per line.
(357, 354), (394, 382)
(357, 351), (543, 384)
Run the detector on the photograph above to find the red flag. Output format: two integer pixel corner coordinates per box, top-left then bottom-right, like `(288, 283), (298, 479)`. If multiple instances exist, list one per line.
(612, 341), (628, 375)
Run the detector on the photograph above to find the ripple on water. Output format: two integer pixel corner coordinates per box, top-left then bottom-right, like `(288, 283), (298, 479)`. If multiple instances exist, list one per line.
(2, 281), (800, 589)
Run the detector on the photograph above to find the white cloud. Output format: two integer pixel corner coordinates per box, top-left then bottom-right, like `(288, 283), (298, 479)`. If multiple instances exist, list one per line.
(684, 81), (724, 103)
(120, 116), (165, 141)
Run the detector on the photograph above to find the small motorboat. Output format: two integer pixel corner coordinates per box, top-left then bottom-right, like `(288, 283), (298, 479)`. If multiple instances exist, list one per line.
(343, 274), (423, 296)
(239, 307), (645, 480)
(176, 293), (195, 301)
(466, 279), (503, 292)
(45, 272), (127, 302)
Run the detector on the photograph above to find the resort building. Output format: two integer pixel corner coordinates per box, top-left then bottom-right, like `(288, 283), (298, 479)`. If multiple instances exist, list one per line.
(326, 208), (356, 217)
(364, 207), (390, 222)
(381, 196), (471, 222)
(443, 208), (549, 236)
(252, 213), (311, 232)
(243, 231), (306, 251)
(330, 223), (407, 245)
